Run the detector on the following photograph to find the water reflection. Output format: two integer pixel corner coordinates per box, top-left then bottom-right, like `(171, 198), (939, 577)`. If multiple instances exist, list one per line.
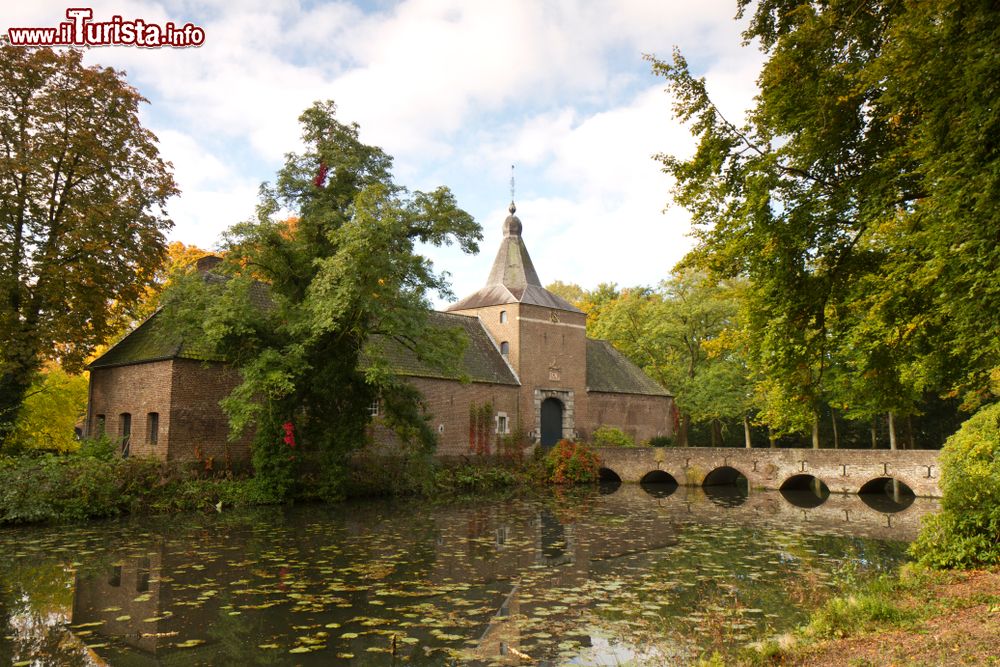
(859, 478), (916, 513)
(598, 468), (622, 495)
(703, 483), (749, 507)
(640, 471), (678, 499)
(0, 486), (938, 666)
(780, 475), (831, 509)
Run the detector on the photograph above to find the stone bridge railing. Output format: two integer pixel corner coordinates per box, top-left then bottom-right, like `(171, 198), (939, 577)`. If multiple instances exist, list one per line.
(594, 446), (942, 497)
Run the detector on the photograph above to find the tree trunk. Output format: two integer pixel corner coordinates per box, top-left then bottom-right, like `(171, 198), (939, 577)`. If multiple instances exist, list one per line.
(907, 414), (915, 450)
(811, 413), (820, 449)
(710, 419), (719, 447)
(888, 411), (897, 451)
(830, 408), (839, 449)
(679, 413), (690, 447)
(743, 414), (752, 449)
(871, 419), (878, 449)
(0, 369), (35, 449)
(768, 427), (777, 449)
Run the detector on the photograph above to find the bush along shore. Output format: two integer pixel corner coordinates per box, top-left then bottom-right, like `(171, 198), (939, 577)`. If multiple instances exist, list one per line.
(0, 437), (605, 526)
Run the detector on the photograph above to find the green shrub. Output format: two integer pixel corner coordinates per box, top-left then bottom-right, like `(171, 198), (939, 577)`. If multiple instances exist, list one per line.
(591, 425), (634, 448)
(648, 435), (674, 447)
(910, 401), (1000, 568)
(544, 440), (600, 484)
(0, 454), (161, 524)
(77, 434), (116, 460)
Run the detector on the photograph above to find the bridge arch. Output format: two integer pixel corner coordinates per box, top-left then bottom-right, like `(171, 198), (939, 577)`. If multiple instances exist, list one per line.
(598, 467), (622, 494)
(859, 477), (915, 512)
(640, 470), (678, 498)
(779, 474), (830, 508)
(702, 466), (749, 507)
(703, 466), (748, 487)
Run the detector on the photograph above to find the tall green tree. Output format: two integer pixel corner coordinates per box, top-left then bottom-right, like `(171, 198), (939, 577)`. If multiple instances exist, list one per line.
(0, 45), (176, 444)
(650, 0), (1000, 440)
(589, 270), (752, 446)
(161, 101), (479, 499)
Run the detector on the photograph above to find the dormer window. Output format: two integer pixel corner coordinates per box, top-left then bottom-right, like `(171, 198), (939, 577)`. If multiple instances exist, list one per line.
(499, 310), (507, 323)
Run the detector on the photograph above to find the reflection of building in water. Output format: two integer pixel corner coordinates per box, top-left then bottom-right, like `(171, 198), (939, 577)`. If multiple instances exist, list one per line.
(71, 552), (166, 655)
(432, 501), (682, 663)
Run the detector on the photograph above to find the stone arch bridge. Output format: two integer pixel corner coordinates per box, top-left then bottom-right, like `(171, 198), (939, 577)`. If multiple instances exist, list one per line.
(595, 447), (941, 497)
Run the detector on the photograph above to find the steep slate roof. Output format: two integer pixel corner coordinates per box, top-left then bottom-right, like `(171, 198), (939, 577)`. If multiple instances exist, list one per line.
(372, 311), (518, 385)
(90, 289), (518, 386)
(89, 276), (270, 369)
(447, 203), (583, 313)
(586, 339), (671, 397)
(89, 311), (222, 369)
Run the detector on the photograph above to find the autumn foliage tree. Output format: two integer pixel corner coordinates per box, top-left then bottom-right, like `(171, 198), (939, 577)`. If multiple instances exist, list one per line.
(0, 45), (176, 446)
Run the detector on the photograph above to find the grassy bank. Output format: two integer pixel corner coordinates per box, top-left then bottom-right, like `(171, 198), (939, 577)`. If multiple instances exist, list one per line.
(740, 566), (1000, 666)
(0, 448), (550, 526)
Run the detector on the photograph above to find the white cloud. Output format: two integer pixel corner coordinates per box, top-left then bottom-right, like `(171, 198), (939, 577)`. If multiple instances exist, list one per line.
(10, 0), (764, 289)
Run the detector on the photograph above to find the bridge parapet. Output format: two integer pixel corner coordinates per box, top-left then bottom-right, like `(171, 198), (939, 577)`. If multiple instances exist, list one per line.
(595, 447), (942, 497)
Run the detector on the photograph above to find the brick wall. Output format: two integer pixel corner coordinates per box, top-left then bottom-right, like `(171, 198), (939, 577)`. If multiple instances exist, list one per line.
(451, 304), (521, 374)
(371, 376), (522, 456)
(583, 392), (674, 444)
(88, 361), (174, 460)
(513, 303), (589, 439)
(168, 359), (252, 465)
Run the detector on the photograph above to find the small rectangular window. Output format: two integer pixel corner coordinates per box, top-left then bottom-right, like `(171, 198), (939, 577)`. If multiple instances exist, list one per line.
(96, 414), (106, 436)
(496, 413), (509, 434)
(136, 557), (150, 593)
(147, 412), (159, 446)
(369, 400), (380, 417)
(120, 413), (131, 457)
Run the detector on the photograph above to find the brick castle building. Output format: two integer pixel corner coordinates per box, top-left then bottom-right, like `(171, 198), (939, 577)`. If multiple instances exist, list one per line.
(86, 203), (674, 461)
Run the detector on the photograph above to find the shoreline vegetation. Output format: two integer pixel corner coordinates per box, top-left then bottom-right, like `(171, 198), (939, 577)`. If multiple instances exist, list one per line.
(0, 445), (551, 527)
(733, 566), (1000, 666)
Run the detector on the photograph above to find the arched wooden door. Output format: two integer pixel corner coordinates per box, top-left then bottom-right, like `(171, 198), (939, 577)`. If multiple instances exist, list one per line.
(540, 397), (563, 449)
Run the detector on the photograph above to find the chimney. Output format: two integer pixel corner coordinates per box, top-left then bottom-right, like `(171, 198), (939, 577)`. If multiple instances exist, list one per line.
(195, 255), (223, 273)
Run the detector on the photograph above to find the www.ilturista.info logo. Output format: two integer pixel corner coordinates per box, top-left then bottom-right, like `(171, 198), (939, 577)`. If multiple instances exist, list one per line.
(7, 8), (205, 48)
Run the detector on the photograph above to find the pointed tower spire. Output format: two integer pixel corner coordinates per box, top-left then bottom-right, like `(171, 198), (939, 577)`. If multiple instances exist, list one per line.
(446, 195), (582, 313)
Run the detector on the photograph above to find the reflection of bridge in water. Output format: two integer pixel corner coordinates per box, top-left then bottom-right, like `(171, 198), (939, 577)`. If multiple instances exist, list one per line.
(596, 446), (941, 497)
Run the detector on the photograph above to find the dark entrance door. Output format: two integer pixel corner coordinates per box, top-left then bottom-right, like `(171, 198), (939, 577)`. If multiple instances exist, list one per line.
(540, 398), (563, 449)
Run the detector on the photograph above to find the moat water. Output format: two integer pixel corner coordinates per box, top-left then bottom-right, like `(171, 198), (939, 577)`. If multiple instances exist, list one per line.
(0, 483), (936, 666)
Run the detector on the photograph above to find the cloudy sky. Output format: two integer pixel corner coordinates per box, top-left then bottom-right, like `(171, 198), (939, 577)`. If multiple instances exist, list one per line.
(8, 1), (763, 306)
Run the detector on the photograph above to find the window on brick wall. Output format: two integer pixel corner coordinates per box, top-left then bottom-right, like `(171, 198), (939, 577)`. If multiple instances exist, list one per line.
(137, 557), (150, 593)
(499, 310), (507, 323)
(369, 400), (380, 418)
(500, 341), (509, 357)
(96, 414), (106, 436)
(147, 413), (159, 446)
(496, 412), (509, 434)
(119, 413), (131, 458)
